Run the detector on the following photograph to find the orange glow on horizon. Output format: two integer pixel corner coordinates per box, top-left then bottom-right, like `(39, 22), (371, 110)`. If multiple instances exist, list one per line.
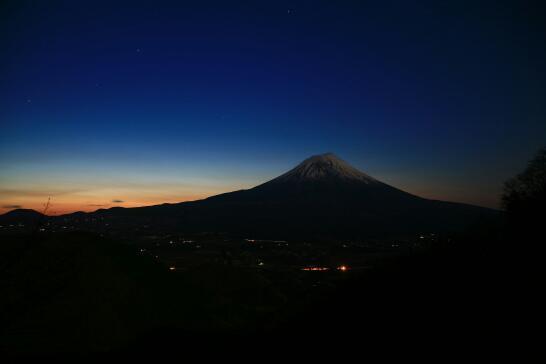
(0, 194), (212, 216)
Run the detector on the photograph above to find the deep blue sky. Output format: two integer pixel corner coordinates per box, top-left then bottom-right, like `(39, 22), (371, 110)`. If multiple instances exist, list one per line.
(1, 0), (545, 212)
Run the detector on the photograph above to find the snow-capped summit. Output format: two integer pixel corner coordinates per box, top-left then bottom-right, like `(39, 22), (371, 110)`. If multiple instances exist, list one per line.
(269, 153), (378, 184)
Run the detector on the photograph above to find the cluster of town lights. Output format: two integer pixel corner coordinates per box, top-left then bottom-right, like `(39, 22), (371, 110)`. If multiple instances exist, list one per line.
(301, 265), (349, 272)
(301, 267), (330, 271)
(169, 265), (347, 272)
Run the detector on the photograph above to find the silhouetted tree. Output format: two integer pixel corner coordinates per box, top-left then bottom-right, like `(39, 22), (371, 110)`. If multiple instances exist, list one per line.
(502, 147), (546, 237)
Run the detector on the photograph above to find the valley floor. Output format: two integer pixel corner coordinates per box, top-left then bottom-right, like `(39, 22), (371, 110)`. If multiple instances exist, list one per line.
(0, 228), (506, 357)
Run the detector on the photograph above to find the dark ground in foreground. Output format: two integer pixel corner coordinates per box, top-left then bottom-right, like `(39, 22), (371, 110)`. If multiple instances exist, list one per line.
(0, 226), (512, 357)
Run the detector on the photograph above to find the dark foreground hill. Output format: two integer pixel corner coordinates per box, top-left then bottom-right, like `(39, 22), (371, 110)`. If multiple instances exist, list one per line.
(0, 232), (288, 354)
(0, 231), (505, 356)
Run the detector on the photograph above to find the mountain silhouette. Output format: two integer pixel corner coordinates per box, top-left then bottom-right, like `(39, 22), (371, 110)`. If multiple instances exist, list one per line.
(1, 153), (498, 238)
(0, 208), (44, 225)
(170, 153), (496, 237)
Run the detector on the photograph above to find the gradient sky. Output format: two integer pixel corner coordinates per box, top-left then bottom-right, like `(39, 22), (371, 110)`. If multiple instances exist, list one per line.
(1, 0), (545, 214)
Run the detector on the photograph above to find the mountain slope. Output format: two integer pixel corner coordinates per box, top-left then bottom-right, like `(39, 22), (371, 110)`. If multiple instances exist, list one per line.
(177, 154), (494, 237)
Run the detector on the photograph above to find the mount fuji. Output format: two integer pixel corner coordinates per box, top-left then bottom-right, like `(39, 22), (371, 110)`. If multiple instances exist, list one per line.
(2, 153), (498, 238)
